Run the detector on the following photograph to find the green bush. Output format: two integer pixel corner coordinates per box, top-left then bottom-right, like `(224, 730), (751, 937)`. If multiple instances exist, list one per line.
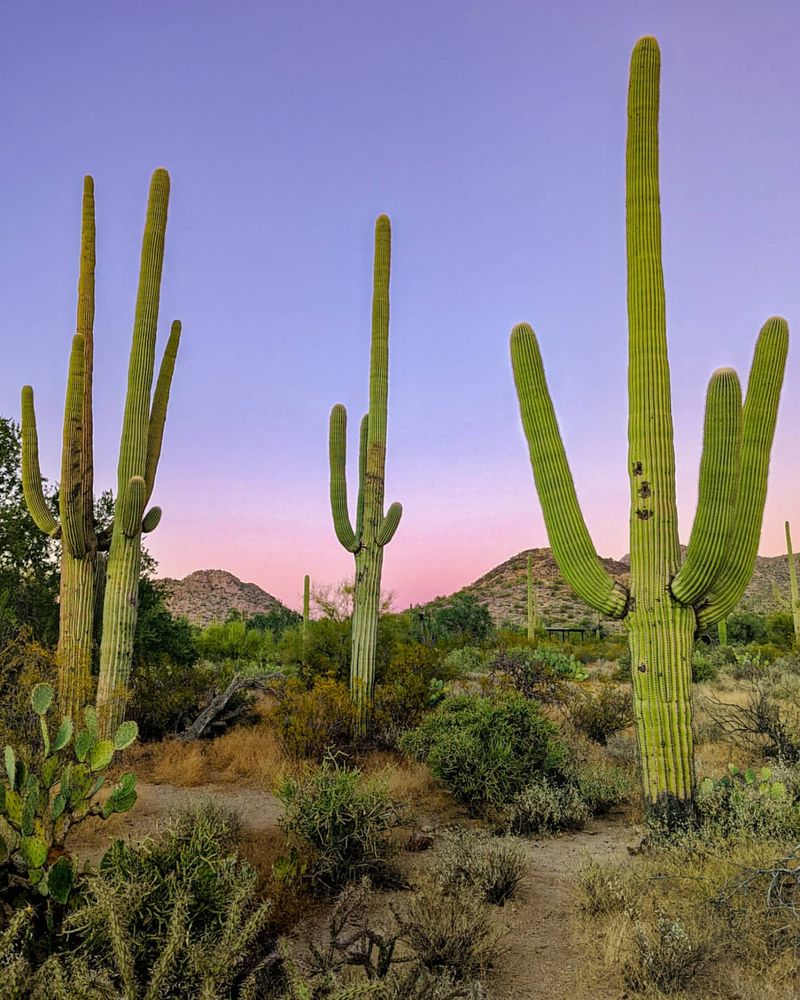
(400, 694), (565, 815)
(572, 760), (634, 815)
(277, 754), (397, 893)
(696, 764), (800, 840)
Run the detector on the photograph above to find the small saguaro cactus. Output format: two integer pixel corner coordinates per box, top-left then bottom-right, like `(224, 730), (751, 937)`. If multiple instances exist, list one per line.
(0, 683), (137, 906)
(786, 521), (800, 643)
(510, 38), (788, 825)
(717, 618), (728, 646)
(527, 553), (539, 640)
(95, 169), (182, 736)
(302, 574), (311, 658)
(328, 215), (403, 732)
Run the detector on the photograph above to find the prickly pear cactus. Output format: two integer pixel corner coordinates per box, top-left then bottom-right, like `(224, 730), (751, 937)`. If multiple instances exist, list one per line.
(0, 682), (138, 905)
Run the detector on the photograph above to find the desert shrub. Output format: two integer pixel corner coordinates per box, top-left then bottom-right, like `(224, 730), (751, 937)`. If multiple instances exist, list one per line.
(727, 612), (768, 645)
(766, 612), (796, 650)
(372, 643), (450, 744)
(624, 915), (707, 992)
(277, 754), (397, 893)
(575, 856), (636, 916)
(402, 882), (505, 979)
(691, 649), (720, 683)
(399, 694), (565, 815)
(696, 764), (800, 840)
(490, 647), (586, 702)
(440, 646), (489, 677)
(420, 595), (494, 646)
(702, 683), (800, 764)
(431, 829), (526, 905)
(380, 968), (490, 999)
(267, 677), (356, 760)
(564, 684), (633, 744)
(504, 776), (590, 834)
(196, 616), (278, 666)
(571, 760), (634, 814)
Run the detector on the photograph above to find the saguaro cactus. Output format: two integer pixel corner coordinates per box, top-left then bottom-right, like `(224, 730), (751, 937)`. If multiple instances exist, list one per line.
(786, 521), (800, 643)
(510, 38), (787, 824)
(527, 553), (539, 640)
(302, 573), (311, 658)
(95, 169), (182, 735)
(328, 215), (402, 731)
(22, 178), (98, 717)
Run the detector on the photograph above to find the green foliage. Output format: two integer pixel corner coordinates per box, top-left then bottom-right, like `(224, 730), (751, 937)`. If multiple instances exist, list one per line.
(413, 595), (494, 647)
(266, 678), (356, 761)
(504, 776), (590, 834)
(0, 628), (59, 749)
(431, 829), (526, 905)
(133, 577), (198, 668)
(400, 694), (564, 815)
(0, 684), (137, 911)
(197, 617), (277, 666)
(277, 754), (397, 893)
(625, 916), (707, 993)
(766, 611), (796, 650)
(0, 418), (59, 646)
(726, 611), (768, 644)
(247, 605), (302, 638)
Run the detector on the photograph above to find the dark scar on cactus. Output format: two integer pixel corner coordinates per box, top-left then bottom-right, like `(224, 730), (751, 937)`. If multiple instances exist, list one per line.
(632, 461), (643, 475)
(637, 481), (651, 499)
(636, 509), (653, 520)
(638, 663), (647, 673)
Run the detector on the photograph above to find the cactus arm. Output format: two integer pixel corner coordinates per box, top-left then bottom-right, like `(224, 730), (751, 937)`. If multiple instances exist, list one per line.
(141, 507), (162, 533)
(670, 368), (742, 606)
(785, 520), (800, 641)
(119, 477), (147, 537)
(510, 323), (629, 618)
(116, 168), (169, 495)
(328, 404), (359, 552)
(377, 502), (402, 546)
(697, 317), (789, 628)
(626, 37), (681, 595)
(20, 386), (59, 537)
(144, 319), (182, 503)
(77, 176), (96, 549)
(60, 335), (89, 558)
(355, 413), (368, 541)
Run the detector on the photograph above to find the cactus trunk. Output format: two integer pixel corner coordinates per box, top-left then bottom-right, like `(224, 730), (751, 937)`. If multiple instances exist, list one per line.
(328, 216), (402, 734)
(510, 37), (787, 828)
(526, 553), (538, 640)
(718, 618), (728, 645)
(786, 521), (800, 643)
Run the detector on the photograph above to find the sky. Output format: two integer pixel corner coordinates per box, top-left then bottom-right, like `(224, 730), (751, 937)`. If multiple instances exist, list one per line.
(1, 0), (799, 611)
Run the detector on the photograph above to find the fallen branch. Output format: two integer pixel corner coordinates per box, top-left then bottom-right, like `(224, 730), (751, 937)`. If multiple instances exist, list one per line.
(175, 672), (283, 741)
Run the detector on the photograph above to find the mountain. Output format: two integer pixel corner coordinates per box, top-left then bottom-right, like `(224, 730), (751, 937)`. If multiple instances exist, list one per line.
(435, 547), (793, 629)
(158, 569), (289, 627)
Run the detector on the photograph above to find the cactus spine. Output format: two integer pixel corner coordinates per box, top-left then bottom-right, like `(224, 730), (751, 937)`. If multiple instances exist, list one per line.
(510, 38), (787, 825)
(786, 521), (800, 643)
(328, 215), (402, 732)
(95, 169), (181, 736)
(22, 179), (98, 718)
(526, 553), (538, 640)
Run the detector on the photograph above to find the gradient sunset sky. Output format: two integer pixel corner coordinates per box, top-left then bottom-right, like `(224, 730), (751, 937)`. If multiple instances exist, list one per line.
(2, 1), (799, 611)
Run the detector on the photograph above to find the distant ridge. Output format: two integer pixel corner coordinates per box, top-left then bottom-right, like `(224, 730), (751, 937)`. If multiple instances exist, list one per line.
(424, 547), (792, 629)
(158, 569), (288, 627)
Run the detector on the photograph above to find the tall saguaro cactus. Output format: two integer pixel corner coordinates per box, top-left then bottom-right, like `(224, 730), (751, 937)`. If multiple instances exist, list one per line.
(328, 215), (402, 732)
(21, 178), (98, 717)
(95, 169), (182, 736)
(510, 38), (787, 825)
(786, 521), (800, 643)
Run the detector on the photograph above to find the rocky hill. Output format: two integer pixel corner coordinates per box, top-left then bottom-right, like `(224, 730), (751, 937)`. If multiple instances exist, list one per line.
(438, 547), (794, 630)
(158, 569), (288, 627)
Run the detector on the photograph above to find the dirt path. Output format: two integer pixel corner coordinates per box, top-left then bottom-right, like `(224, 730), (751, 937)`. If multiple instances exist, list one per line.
(486, 814), (638, 1000)
(69, 776), (637, 999)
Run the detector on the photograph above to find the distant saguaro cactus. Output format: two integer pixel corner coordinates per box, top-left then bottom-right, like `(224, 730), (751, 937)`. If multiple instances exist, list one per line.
(95, 169), (182, 736)
(329, 215), (402, 732)
(786, 521), (800, 643)
(510, 38), (787, 825)
(717, 618), (728, 646)
(527, 553), (539, 640)
(302, 574), (311, 655)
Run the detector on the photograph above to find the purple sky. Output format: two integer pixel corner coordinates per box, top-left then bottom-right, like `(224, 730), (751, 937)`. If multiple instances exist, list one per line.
(2, 1), (799, 611)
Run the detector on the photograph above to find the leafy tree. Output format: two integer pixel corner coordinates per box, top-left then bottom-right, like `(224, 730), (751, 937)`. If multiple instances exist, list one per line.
(415, 594), (494, 646)
(246, 606), (301, 638)
(133, 578), (198, 668)
(0, 417), (59, 644)
(727, 611), (768, 645)
(766, 611), (795, 650)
